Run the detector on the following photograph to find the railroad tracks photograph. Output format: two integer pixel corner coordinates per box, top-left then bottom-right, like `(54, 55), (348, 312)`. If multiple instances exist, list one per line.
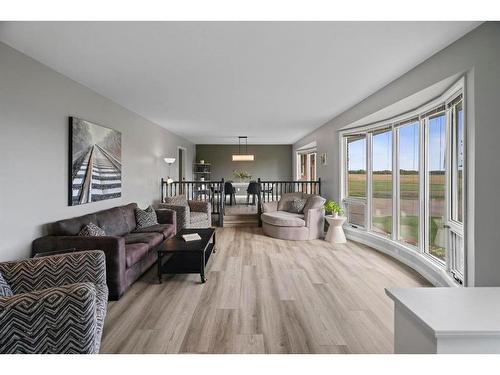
(69, 117), (122, 206)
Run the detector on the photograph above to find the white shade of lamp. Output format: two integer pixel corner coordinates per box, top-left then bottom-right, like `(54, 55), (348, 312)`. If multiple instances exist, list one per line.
(164, 157), (176, 184)
(232, 154), (255, 161)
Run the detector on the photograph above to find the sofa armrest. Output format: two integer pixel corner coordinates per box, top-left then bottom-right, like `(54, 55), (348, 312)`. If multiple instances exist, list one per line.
(157, 203), (189, 232)
(0, 250), (106, 295)
(305, 207), (325, 239)
(0, 283), (99, 354)
(32, 236), (125, 300)
(262, 201), (278, 213)
(155, 208), (177, 229)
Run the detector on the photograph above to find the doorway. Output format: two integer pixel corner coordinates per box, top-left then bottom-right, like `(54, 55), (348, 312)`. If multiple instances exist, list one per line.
(178, 147), (186, 181)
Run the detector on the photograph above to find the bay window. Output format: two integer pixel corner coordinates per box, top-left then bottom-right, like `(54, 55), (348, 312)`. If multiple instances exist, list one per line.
(340, 79), (465, 284)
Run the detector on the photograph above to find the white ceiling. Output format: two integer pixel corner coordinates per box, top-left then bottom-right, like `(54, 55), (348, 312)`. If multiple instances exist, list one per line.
(0, 21), (480, 144)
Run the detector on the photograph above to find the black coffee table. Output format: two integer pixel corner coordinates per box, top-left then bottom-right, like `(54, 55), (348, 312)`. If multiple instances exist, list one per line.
(157, 228), (216, 284)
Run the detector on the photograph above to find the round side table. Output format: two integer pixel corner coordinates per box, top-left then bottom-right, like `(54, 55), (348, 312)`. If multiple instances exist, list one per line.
(325, 215), (347, 244)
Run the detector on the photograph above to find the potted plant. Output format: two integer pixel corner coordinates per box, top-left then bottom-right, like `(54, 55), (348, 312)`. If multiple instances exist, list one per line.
(324, 200), (343, 218)
(233, 169), (252, 182)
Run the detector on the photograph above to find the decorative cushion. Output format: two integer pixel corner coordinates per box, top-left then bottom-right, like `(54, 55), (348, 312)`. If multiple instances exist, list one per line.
(261, 211), (306, 227)
(0, 272), (13, 297)
(78, 222), (106, 237)
(164, 195), (188, 207)
(288, 198), (307, 213)
(134, 206), (158, 229)
(303, 195), (326, 212)
(277, 192), (304, 211)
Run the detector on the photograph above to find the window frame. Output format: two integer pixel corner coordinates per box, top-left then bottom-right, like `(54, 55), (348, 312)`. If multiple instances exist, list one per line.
(339, 77), (466, 283)
(296, 149), (317, 181)
(343, 134), (368, 228)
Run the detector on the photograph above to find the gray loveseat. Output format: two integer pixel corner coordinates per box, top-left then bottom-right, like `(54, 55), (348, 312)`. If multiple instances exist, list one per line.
(261, 193), (326, 240)
(32, 203), (176, 300)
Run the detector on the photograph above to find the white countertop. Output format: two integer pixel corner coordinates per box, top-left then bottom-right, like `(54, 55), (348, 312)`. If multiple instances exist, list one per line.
(385, 287), (500, 337)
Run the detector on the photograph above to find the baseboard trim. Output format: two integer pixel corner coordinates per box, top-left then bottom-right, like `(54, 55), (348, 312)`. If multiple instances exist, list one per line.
(344, 227), (458, 287)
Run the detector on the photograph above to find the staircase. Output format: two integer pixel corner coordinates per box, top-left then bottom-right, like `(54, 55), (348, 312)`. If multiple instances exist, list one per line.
(223, 213), (259, 227)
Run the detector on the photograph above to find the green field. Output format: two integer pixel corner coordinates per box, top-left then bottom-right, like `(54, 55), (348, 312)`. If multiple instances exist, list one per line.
(348, 172), (445, 260)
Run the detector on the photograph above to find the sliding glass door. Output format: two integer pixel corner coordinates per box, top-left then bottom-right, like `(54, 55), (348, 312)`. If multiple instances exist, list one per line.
(297, 151), (317, 181)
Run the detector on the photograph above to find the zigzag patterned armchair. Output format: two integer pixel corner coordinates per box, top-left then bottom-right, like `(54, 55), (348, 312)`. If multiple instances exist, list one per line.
(0, 250), (108, 354)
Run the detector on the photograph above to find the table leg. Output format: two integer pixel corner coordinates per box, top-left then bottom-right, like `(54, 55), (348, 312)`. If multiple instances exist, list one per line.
(158, 253), (163, 284)
(213, 232), (217, 253)
(200, 251), (206, 283)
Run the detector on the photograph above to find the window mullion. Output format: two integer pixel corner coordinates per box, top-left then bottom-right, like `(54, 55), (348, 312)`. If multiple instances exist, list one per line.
(420, 117), (427, 254)
(393, 127), (399, 242)
(367, 133), (373, 233)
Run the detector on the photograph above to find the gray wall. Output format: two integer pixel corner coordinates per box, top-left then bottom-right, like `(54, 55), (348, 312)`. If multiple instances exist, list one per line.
(293, 22), (500, 287)
(0, 42), (195, 262)
(196, 144), (293, 181)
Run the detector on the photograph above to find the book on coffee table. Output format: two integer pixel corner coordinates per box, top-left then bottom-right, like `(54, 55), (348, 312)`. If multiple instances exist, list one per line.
(181, 233), (202, 242)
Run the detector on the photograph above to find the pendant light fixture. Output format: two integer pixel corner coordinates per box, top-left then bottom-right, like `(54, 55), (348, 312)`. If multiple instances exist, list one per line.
(232, 136), (255, 161)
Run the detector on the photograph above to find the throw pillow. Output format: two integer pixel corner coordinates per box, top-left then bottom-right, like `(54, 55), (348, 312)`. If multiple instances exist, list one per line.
(0, 272), (13, 297)
(164, 194), (188, 206)
(288, 198), (307, 214)
(277, 192), (304, 211)
(78, 222), (106, 237)
(135, 205), (159, 229)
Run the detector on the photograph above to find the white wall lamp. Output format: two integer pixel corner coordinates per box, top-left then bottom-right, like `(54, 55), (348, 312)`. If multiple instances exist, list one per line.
(232, 136), (255, 161)
(164, 157), (176, 184)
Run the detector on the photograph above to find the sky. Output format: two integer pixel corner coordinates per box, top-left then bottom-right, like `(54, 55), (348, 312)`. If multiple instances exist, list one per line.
(347, 114), (447, 172)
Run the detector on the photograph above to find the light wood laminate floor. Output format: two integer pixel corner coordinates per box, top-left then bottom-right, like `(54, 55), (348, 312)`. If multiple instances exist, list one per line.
(100, 227), (430, 354)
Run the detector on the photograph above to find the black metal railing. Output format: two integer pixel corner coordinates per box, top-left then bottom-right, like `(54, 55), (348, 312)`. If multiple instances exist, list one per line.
(161, 178), (321, 228)
(257, 178), (321, 203)
(161, 178), (225, 226)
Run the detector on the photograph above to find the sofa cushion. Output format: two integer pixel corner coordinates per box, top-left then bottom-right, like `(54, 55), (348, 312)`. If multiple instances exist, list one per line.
(134, 224), (176, 239)
(122, 203), (138, 233)
(125, 243), (150, 268)
(96, 206), (130, 237)
(287, 198), (307, 214)
(78, 222), (106, 237)
(261, 211), (306, 227)
(303, 195), (326, 212)
(0, 272), (13, 297)
(190, 212), (209, 226)
(277, 192), (304, 211)
(52, 213), (98, 236)
(135, 206), (158, 229)
(165, 194), (188, 206)
(124, 232), (163, 248)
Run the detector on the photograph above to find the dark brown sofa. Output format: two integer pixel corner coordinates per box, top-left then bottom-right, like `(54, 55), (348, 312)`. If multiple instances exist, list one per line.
(32, 203), (176, 300)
